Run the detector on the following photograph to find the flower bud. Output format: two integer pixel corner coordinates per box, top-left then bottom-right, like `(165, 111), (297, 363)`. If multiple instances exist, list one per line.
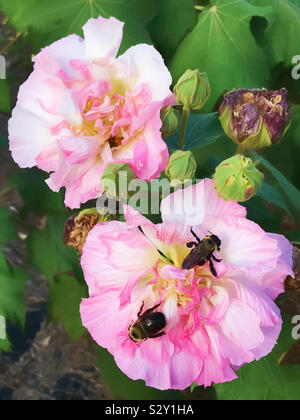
(63, 209), (100, 254)
(101, 163), (136, 200)
(160, 106), (180, 138)
(165, 150), (197, 187)
(213, 155), (264, 202)
(174, 69), (210, 111)
(219, 88), (290, 153)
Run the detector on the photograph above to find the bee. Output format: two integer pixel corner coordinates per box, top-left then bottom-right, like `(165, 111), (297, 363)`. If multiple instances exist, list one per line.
(182, 229), (222, 277)
(128, 302), (166, 343)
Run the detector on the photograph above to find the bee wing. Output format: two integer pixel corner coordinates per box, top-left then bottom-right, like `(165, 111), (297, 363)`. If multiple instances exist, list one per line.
(182, 247), (206, 270)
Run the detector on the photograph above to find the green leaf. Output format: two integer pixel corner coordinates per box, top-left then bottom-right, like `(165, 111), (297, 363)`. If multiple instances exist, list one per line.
(148, 0), (196, 60)
(288, 105), (300, 148)
(170, 0), (271, 111)
(0, 207), (17, 243)
(0, 253), (27, 327)
(0, 0), (155, 54)
(94, 345), (186, 400)
(0, 337), (12, 353)
(215, 316), (300, 400)
(0, 207), (27, 351)
(49, 274), (87, 340)
(27, 213), (80, 285)
(251, 151), (300, 224)
(0, 79), (10, 113)
(11, 169), (64, 215)
(0, 136), (8, 149)
(167, 112), (225, 152)
(251, 0), (300, 67)
(258, 182), (292, 220)
(243, 195), (283, 232)
(284, 230), (300, 244)
(261, 124), (300, 189)
(190, 382), (198, 392)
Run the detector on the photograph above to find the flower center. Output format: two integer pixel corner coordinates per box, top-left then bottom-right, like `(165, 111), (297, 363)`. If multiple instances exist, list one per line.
(152, 254), (216, 314)
(73, 93), (128, 149)
(67, 83), (152, 156)
(153, 266), (193, 308)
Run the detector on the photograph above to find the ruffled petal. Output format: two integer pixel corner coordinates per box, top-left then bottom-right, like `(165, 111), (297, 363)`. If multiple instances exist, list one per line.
(58, 136), (99, 165)
(34, 34), (86, 78)
(83, 16), (124, 59)
(219, 300), (264, 351)
(161, 178), (246, 226)
(9, 107), (61, 168)
(196, 326), (238, 387)
(116, 44), (172, 102)
(81, 221), (159, 295)
(204, 217), (281, 280)
(46, 154), (105, 208)
(80, 291), (134, 352)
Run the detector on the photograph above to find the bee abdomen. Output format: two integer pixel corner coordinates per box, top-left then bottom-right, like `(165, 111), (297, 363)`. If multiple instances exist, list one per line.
(143, 312), (166, 334)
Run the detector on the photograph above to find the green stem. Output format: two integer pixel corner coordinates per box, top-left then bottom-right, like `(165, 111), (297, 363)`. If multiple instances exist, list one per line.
(247, 149), (262, 167)
(179, 108), (190, 150)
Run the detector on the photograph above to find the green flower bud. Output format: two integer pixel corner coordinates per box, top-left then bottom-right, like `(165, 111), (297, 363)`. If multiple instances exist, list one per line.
(219, 88), (290, 153)
(160, 106), (180, 138)
(165, 150), (197, 187)
(213, 155), (264, 202)
(101, 163), (136, 200)
(174, 69), (210, 111)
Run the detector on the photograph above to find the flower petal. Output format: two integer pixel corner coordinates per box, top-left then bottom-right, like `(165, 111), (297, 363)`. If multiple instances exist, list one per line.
(81, 221), (159, 295)
(219, 299), (265, 350)
(117, 44), (172, 102)
(83, 16), (124, 59)
(161, 178), (246, 226)
(9, 107), (60, 168)
(205, 217), (281, 279)
(58, 136), (99, 165)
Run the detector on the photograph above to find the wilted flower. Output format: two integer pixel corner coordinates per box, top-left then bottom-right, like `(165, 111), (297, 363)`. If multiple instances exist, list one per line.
(160, 106), (180, 138)
(9, 15), (173, 208)
(165, 150), (197, 187)
(63, 209), (100, 254)
(63, 208), (118, 253)
(174, 70), (210, 111)
(80, 179), (293, 390)
(214, 155), (264, 202)
(219, 88), (290, 152)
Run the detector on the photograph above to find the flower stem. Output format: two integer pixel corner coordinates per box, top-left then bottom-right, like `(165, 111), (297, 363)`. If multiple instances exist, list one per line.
(179, 108), (190, 150)
(0, 33), (21, 55)
(248, 150), (262, 167)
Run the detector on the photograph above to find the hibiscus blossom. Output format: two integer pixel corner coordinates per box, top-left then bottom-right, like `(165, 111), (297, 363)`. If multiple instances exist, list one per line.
(9, 16), (173, 208)
(80, 179), (293, 390)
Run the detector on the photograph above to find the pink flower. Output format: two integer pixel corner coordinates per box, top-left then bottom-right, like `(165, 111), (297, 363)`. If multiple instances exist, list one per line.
(80, 179), (293, 390)
(9, 16), (173, 208)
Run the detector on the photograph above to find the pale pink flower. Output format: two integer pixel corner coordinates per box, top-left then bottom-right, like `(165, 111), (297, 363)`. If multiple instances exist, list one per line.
(9, 16), (173, 208)
(80, 179), (293, 390)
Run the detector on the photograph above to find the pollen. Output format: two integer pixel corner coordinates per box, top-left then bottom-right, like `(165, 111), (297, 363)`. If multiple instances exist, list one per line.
(153, 264), (193, 308)
(71, 93), (128, 147)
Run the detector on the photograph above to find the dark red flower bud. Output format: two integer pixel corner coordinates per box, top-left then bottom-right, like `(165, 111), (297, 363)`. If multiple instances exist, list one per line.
(219, 88), (290, 152)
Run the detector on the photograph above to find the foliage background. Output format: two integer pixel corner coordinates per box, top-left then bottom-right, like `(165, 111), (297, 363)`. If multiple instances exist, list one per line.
(0, 0), (299, 400)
